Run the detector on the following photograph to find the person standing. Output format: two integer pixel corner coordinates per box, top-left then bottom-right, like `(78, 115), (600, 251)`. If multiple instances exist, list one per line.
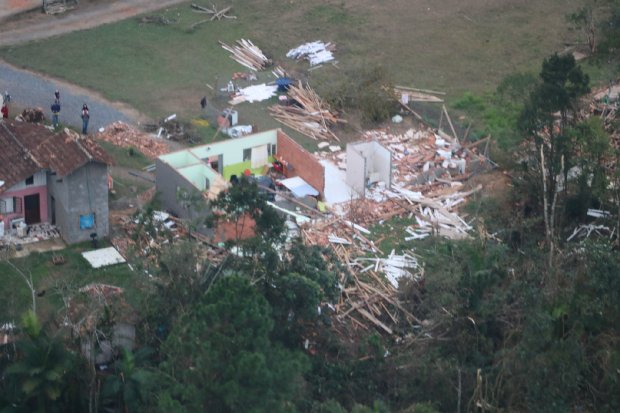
(51, 99), (61, 128)
(3, 91), (10, 104)
(1, 103), (8, 120)
(81, 103), (90, 134)
(200, 96), (208, 119)
(54, 89), (60, 101)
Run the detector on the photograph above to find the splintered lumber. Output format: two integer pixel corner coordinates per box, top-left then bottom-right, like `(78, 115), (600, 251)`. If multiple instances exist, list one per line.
(272, 65), (289, 78)
(219, 39), (271, 71)
(191, 4), (236, 20)
(269, 81), (342, 141)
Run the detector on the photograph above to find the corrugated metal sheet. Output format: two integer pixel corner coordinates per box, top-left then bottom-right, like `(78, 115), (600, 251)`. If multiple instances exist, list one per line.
(0, 121), (112, 194)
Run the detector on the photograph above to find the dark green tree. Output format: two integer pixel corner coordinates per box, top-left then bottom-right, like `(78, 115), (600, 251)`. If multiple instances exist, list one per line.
(99, 348), (155, 413)
(518, 53), (590, 265)
(1, 312), (82, 413)
(156, 276), (309, 412)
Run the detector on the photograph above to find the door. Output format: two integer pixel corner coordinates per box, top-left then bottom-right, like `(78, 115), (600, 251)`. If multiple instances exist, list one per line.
(24, 194), (41, 225)
(50, 196), (56, 225)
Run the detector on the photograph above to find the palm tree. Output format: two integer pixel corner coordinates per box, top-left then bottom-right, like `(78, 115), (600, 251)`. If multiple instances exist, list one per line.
(2, 311), (80, 413)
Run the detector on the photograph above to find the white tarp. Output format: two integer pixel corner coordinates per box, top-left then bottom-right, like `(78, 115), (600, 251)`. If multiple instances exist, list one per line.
(239, 84), (278, 102)
(82, 247), (126, 269)
(279, 176), (319, 198)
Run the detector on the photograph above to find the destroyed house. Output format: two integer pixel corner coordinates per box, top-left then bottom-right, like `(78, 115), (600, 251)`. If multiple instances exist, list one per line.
(156, 129), (324, 221)
(0, 122), (113, 244)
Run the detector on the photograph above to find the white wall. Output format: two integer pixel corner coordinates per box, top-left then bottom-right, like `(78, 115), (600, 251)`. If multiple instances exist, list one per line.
(4, 170), (46, 192)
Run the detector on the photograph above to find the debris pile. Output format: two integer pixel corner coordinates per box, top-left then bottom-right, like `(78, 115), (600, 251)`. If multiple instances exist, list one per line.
(587, 82), (620, 162)
(111, 210), (227, 265)
(287, 41), (336, 66)
(111, 210), (184, 263)
(269, 82), (343, 141)
(0, 223), (61, 247)
(219, 39), (272, 71)
(17, 108), (45, 123)
(96, 121), (170, 159)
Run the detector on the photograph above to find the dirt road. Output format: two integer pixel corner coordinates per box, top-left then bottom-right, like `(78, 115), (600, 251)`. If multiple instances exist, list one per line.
(0, 0), (188, 46)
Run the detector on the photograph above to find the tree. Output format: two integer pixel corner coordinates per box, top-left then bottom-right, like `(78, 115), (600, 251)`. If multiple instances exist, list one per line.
(1, 311), (82, 413)
(518, 53), (590, 266)
(100, 348), (155, 413)
(207, 175), (285, 246)
(567, 2), (600, 54)
(156, 276), (309, 412)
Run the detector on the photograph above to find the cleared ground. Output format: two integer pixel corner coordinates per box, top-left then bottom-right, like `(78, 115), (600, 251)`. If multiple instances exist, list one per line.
(0, 0), (584, 135)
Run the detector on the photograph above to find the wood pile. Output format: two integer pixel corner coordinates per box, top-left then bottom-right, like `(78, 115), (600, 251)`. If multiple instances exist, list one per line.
(96, 121), (170, 159)
(219, 39), (271, 71)
(272, 65), (289, 78)
(269, 82), (343, 141)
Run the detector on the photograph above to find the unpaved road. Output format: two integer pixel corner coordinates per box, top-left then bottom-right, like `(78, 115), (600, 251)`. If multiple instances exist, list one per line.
(0, 0), (188, 46)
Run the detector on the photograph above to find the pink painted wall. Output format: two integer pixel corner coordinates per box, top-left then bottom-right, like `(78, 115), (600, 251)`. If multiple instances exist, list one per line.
(0, 185), (48, 231)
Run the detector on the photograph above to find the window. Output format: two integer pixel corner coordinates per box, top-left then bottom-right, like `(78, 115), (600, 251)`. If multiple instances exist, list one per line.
(0, 199), (8, 214)
(243, 148), (251, 162)
(12, 197), (22, 214)
(25, 175), (34, 186)
(269, 144), (277, 156)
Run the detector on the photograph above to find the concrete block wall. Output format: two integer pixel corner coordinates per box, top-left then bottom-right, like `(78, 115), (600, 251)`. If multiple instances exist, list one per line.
(276, 130), (325, 197)
(50, 162), (109, 244)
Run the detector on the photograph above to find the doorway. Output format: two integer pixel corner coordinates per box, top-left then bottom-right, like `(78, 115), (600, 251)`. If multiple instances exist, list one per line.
(50, 196), (56, 225)
(24, 194), (41, 225)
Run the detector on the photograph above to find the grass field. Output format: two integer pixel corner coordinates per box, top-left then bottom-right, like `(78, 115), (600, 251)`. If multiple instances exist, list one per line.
(0, 0), (586, 138)
(0, 242), (145, 324)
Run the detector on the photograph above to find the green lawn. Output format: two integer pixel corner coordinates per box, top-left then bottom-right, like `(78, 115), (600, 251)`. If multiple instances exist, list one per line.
(0, 0), (585, 140)
(0, 242), (147, 325)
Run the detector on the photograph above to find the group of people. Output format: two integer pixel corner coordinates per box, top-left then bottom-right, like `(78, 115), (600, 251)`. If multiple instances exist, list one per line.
(50, 90), (90, 134)
(1, 89), (91, 134)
